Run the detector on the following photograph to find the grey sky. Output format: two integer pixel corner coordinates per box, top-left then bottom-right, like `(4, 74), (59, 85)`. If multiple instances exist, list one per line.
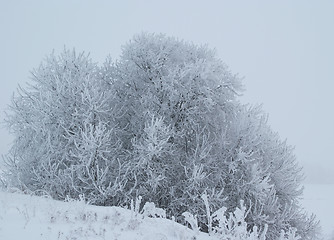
(1, 1), (333, 183)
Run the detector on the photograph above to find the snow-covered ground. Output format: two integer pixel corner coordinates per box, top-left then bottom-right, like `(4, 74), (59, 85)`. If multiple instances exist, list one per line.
(0, 190), (212, 240)
(301, 184), (334, 240)
(0, 184), (333, 240)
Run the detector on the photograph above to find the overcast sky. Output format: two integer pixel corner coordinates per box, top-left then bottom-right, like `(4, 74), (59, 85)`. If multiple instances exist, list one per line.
(1, 1), (333, 184)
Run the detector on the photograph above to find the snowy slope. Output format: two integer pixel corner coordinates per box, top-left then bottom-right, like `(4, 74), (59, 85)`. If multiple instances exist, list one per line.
(0, 190), (212, 240)
(1, 186), (333, 240)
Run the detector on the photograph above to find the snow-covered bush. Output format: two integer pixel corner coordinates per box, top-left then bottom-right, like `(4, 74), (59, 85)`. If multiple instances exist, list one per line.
(4, 33), (319, 239)
(184, 196), (268, 240)
(184, 195), (306, 240)
(0, 171), (7, 189)
(4, 50), (125, 204)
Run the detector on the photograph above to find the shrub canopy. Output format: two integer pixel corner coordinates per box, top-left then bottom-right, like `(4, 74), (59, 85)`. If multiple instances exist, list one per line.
(4, 33), (318, 240)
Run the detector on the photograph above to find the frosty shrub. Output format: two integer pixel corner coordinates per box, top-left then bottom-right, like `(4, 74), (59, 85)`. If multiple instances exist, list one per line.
(185, 195), (304, 240)
(184, 196), (269, 240)
(4, 50), (125, 204)
(4, 33), (319, 239)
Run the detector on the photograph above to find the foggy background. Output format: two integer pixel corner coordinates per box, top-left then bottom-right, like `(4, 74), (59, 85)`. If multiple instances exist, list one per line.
(1, 0), (333, 184)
